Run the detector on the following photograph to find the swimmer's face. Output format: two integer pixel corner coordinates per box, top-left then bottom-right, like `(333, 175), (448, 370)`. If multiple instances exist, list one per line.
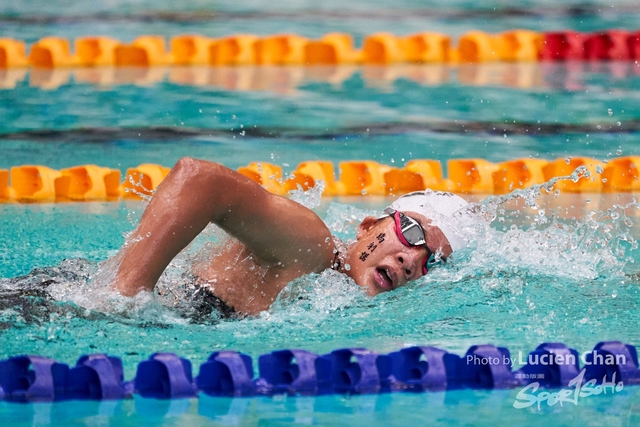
(345, 212), (452, 296)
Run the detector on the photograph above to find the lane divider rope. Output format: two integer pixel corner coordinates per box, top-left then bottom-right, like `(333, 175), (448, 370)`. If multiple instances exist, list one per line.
(0, 341), (638, 402)
(1, 157), (639, 203)
(1, 29), (639, 70)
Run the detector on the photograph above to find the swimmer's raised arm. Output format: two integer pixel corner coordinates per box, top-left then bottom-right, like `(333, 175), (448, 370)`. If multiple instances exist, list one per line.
(114, 157), (335, 296)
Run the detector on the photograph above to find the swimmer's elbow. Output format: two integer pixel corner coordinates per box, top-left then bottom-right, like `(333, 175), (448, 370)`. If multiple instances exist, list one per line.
(173, 157), (240, 190)
(174, 157), (224, 179)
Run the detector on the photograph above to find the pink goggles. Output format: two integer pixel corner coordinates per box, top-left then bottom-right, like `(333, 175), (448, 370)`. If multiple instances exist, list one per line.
(384, 208), (433, 275)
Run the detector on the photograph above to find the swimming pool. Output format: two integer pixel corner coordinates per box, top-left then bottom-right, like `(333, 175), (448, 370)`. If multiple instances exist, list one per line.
(2, 0), (640, 424)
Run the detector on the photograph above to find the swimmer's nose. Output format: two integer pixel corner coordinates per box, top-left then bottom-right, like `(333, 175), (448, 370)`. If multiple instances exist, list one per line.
(396, 249), (423, 281)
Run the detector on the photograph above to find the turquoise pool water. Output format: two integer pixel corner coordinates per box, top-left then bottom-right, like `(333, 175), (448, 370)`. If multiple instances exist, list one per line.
(2, 192), (640, 425)
(2, 0), (640, 425)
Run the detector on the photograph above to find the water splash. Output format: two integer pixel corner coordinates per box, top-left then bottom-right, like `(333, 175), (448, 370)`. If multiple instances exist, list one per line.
(271, 269), (368, 320)
(461, 167), (637, 279)
(123, 173), (154, 203)
(288, 180), (325, 209)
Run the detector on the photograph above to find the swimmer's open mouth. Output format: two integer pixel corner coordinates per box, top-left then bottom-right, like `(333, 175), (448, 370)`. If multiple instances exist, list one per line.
(375, 267), (395, 290)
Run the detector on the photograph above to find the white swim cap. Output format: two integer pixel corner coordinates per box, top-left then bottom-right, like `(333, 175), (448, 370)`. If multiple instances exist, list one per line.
(387, 190), (472, 252)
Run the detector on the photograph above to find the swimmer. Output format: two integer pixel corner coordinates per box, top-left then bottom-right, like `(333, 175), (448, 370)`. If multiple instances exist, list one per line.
(114, 157), (471, 317)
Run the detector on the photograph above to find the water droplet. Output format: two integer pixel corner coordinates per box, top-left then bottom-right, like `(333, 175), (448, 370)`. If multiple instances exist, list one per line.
(232, 114), (237, 119)
(616, 149), (622, 155)
(565, 157), (571, 164)
(617, 121), (621, 126)
(240, 131), (245, 136)
(611, 290), (618, 298)
(608, 108), (613, 116)
(344, 264), (351, 271)
(596, 165), (603, 174)
(198, 109), (202, 113)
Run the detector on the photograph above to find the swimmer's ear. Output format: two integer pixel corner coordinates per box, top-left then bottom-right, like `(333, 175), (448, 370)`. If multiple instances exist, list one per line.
(356, 216), (379, 241)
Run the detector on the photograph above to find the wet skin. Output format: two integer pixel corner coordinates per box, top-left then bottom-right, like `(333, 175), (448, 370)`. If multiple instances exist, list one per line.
(114, 157), (453, 315)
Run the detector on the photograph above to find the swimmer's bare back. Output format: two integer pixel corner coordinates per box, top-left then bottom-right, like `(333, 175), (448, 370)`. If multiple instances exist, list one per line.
(114, 157), (335, 315)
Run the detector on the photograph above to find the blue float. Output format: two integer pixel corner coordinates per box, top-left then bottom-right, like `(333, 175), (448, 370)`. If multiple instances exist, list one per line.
(66, 354), (127, 400)
(387, 346), (460, 392)
(584, 341), (640, 385)
(457, 344), (519, 389)
(196, 351), (254, 397)
(316, 348), (391, 394)
(0, 355), (68, 402)
(134, 353), (196, 399)
(255, 349), (321, 396)
(517, 342), (581, 388)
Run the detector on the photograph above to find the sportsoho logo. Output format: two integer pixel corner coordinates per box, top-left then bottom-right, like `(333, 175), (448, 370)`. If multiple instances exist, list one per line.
(509, 349), (627, 410)
(512, 369), (624, 410)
